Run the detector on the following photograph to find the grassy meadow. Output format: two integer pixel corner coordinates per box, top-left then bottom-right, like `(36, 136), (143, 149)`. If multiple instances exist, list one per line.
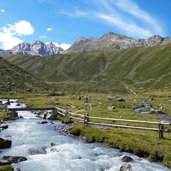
(1, 89), (171, 167)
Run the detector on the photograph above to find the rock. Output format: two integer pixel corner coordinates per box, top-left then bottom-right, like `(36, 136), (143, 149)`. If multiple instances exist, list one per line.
(117, 98), (125, 102)
(14, 168), (21, 171)
(120, 163), (132, 171)
(107, 106), (116, 111)
(39, 121), (48, 124)
(150, 110), (164, 114)
(43, 113), (47, 119)
(10, 111), (18, 118)
(27, 147), (46, 155)
(50, 143), (56, 146)
(3, 156), (27, 163)
(0, 138), (12, 149)
(26, 88), (32, 93)
(121, 156), (134, 162)
(0, 123), (8, 129)
(108, 97), (115, 101)
(0, 159), (11, 165)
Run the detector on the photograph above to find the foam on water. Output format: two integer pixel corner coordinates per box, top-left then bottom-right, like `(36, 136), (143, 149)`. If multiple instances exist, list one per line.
(0, 102), (171, 171)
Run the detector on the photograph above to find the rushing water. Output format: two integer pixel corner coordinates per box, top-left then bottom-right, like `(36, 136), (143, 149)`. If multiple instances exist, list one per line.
(0, 101), (171, 171)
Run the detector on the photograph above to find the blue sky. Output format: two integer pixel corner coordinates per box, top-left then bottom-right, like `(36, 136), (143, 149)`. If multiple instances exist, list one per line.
(0, 0), (170, 50)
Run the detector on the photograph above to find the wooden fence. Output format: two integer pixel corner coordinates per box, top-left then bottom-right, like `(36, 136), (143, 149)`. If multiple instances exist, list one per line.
(1, 105), (171, 139)
(55, 107), (171, 139)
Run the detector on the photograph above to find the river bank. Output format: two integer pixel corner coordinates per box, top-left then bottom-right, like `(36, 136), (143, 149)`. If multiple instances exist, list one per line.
(0, 99), (171, 170)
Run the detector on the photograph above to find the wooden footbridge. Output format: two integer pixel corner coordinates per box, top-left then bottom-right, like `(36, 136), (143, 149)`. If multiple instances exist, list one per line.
(8, 107), (57, 115)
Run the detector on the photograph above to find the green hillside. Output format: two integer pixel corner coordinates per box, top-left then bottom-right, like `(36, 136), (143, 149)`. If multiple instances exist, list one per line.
(2, 43), (171, 92)
(0, 56), (49, 91)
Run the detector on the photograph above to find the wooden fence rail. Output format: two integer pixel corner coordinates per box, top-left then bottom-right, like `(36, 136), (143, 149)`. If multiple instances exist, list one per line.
(55, 108), (171, 139)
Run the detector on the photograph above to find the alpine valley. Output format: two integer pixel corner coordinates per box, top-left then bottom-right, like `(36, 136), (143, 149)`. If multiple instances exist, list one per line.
(1, 32), (171, 92)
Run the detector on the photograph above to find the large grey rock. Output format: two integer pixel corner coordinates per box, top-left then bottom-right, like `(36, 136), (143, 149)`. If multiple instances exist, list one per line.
(120, 163), (132, 171)
(0, 123), (8, 129)
(3, 156), (27, 163)
(0, 138), (12, 148)
(121, 156), (134, 162)
(10, 111), (18, 118)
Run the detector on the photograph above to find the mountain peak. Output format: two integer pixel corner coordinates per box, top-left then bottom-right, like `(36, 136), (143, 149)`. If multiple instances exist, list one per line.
(32, 40), (45, 45)
(10, 41), (64, 56)
(65, 32), (171, 53)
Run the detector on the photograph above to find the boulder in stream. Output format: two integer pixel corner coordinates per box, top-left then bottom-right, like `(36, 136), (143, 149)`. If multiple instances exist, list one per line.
(0, 123), (8, 129)
(2, 156), (27, 163)
(10, 111), (18, 118)
(120, 163), (132, 171)
(0, 138), (12, 149)
(121, 156), (134, 162)
(39, 121), (48, 124)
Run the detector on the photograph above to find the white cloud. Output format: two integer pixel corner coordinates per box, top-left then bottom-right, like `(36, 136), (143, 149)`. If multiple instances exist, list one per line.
(96, 13), (152, 37)
(0, 31), (23, 50)
(46, 27), (53, 32)
(10, 20), (34, 36)
(61, 9), (88, 17)
(0, 20), (34, 50)
(58, 43), (71, 50)
(63, 0), (164, 38)
(47, 42), (71, 50)
(1, 9), (6, 13)
(111, 0), (163, 35)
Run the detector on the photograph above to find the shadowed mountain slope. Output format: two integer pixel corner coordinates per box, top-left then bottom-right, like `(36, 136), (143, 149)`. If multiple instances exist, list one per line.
(0, 56), (49, 91)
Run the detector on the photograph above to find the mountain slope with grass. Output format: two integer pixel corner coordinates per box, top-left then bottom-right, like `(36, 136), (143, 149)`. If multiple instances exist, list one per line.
(2, 43), (171, 92)
(0, 56), (49, 91)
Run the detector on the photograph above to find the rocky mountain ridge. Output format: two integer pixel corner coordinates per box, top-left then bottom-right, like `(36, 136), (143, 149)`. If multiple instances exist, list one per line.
(0, 41), (64, 56)
(65, 32), (171, 53)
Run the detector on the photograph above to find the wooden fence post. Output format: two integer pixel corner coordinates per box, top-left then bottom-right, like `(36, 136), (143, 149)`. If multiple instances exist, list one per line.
(64, 110), (69, 118)
(158, 122), (164, 139)
(84, 114), (89, 126)
(4, 104), (8, 112)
